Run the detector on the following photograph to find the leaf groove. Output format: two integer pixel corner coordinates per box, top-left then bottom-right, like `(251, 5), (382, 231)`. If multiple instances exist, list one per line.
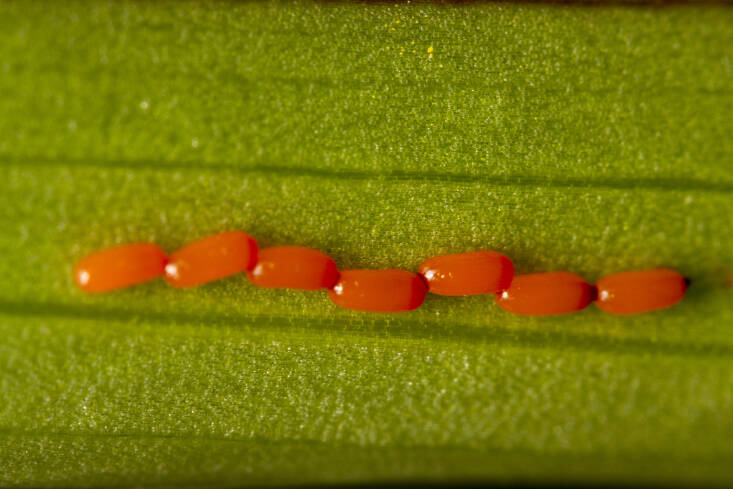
(2, 300), (732, 359)
(4, 156), (733, 193)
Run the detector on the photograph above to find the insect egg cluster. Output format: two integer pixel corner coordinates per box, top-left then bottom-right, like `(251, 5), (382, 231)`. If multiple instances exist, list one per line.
(74, 231), (687, 316)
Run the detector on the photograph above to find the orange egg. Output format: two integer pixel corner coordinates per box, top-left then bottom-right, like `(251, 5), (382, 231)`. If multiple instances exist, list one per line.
(419, 250), (514, 296)
(164, 231), (257, 288)
(495, 272), (593, 316)
(329, 269), (427, 312)
(248, 246), (339, 290)
(74, 243), (167, 293)
(595, 268), (686, 315)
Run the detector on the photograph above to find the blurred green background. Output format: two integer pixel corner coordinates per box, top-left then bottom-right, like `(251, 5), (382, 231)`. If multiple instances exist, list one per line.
(0, 1), (732, 486)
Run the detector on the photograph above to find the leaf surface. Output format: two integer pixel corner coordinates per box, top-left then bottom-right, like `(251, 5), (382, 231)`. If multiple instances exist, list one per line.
(1, 1), (732, 486)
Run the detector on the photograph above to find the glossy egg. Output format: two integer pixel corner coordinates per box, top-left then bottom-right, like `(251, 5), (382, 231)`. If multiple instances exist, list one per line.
(495, 271), (593, 316)
(74, 243), (167, 293)
(164, 231), (257, 288)
(419, 250), (514, 296)
(329, 269), (427, 312)
(595, 268), (686, 315)
(248, 246), (339, 290)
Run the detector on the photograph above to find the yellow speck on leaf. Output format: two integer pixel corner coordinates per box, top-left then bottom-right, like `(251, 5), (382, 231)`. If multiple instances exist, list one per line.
(427, 45), (434, 54)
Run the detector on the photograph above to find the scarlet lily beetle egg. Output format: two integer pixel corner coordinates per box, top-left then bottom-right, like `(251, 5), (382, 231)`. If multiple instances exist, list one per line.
(595, 268), (686, 315)
(248, 246), (339, 290)
(329, 269), (427, 312)
(74, 243), (167, 293)
(164, 231), (257, 288)
(73, 229), (689, 320)
(419, 250), (514, 296)
(495, 271), (593, 316)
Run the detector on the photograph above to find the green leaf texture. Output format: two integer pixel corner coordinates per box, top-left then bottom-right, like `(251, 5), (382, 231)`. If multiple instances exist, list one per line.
(1, 1), (732, 486)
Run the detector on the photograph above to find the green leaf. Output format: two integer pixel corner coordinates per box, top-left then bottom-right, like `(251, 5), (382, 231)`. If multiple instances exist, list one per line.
(1, 1), (732, 486)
